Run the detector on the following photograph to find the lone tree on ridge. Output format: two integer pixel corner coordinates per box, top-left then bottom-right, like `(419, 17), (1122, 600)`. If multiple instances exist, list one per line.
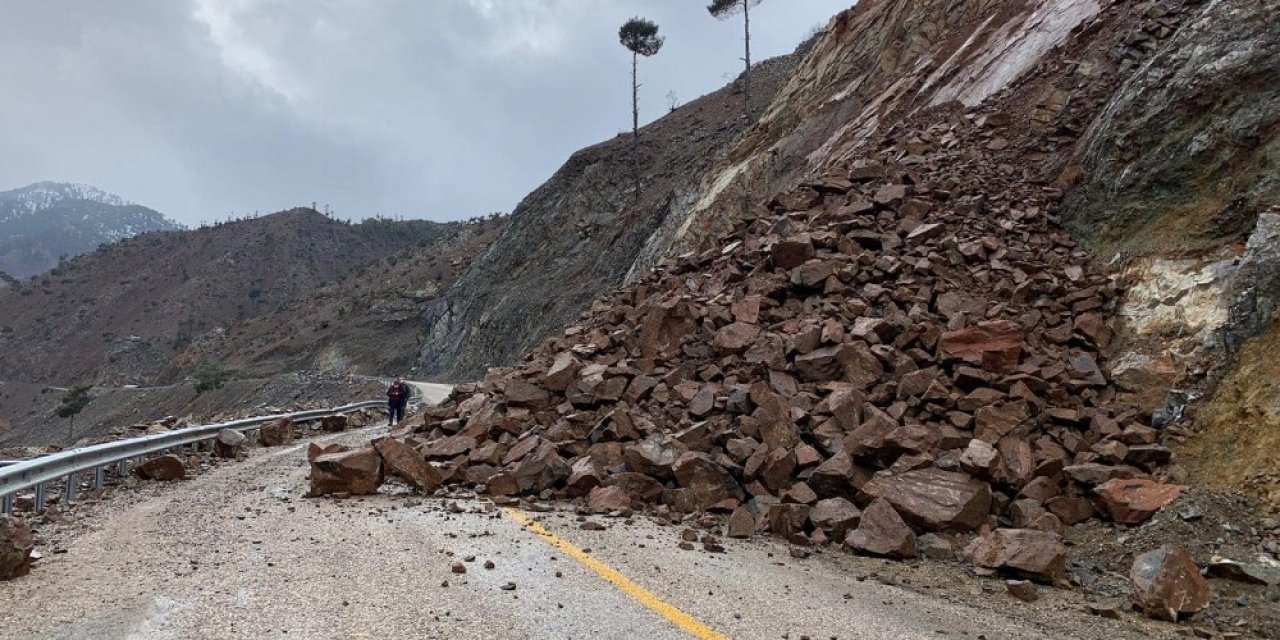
(618, 16), (665, 200)
(707, 0), (764, 107)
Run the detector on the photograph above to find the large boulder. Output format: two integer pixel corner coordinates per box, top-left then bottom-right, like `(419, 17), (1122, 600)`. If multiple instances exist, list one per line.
(375, 437), (442, 493)
(260, 419), (295, 447)
(1094, 478), (1184, 525)
(0, 516), (34, 580)
(1130, 546), (1211, 621)
(844, 498), (917, 558)
(308, 447), (384, 496)
(860, 468), (992, 531)
(512, 441), (570, 493)
(214, 429), (246, 459)
(962, 528), (1068, 585)
(134, 454), (186, 481)
(671, 452), (741, 511)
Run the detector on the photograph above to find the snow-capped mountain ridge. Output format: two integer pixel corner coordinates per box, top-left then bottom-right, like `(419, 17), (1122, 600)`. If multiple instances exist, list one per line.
(0, 182), (181, 278)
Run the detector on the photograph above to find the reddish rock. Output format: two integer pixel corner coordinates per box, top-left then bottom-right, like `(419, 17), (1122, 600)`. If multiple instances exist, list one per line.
(623, 439), (677, 479)
(714, 322), (761, 353)
(764, 503), (811, 538)
(672, 452), (741, 511)
(810, 497), (861, 539)
(565, 458), (603, 496)
(0, 516), (34, 580)
(726, 506), (756, 538)
(844, 498), (917, 559)
(505, 380), (551, 406)
(321, 415), (349, 432)
(587, 485), (633, 513)
(426, 435), (478, 459)
(940, 321), (1024, 374)
(259, 418), (295, 446)
(308, 447), (383, 497)
(134, 454), (186, 481)
(962, 528), (1068, 585)
(861, 468), (992, 532)
(485, 472), (519, 496)
(375, 437), (442, 493)
(772, 237), (815, 270)
(543, 352), (582, 392)
(1130, 546), (1210, 621)
(512, 441), (570, 493)
(1094, 478), (1184, 525)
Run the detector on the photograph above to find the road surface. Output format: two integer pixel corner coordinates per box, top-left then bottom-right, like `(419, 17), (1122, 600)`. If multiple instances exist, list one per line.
(0, 423), (1156, 639)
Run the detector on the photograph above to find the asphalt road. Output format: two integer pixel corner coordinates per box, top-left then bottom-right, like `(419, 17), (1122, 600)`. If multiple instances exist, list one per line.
(0, 419), (1156, 639)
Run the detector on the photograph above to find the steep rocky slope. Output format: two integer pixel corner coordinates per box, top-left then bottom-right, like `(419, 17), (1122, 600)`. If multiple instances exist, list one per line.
(0, 182), (182, 278)
(416, 52), (805, 380)
(172, 215), (507, 380)
(344, 0), (1280, 634)
(0, 209), (444, 386)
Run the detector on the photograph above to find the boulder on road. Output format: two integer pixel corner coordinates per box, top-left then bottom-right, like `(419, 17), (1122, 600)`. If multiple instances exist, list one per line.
(375, 437), (442, 493)
(134, 454), (186, 481)
(260, 419), (295, 447)
(0, 516), (35, 580)
(1130, 546), (1210, 621)
(962, 528), (1068, 585)
(308, 447), (383, 497)
(844, 498), (917, 558)
(214, 429), (246, 459)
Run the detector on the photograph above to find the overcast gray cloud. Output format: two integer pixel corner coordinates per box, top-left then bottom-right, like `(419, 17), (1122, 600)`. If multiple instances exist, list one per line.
(0, 0), (852, 224)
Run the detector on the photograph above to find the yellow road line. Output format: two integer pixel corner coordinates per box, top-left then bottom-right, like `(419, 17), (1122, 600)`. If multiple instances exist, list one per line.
(502, 507), (727, 640)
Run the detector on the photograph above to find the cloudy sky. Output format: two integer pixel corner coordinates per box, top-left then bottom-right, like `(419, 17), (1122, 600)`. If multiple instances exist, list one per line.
(0, 0), (853, 225)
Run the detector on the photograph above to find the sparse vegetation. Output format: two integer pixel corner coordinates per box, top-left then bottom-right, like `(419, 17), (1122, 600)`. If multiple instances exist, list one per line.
(194, 365), (233, 394)
(55, 385), (92, 444)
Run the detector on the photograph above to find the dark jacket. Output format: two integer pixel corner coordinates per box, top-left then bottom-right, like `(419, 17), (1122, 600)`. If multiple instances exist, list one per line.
(386, 382), (410, 406)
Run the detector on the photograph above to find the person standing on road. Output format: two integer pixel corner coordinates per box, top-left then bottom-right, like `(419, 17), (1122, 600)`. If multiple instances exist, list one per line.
(386, 376), (411, 426)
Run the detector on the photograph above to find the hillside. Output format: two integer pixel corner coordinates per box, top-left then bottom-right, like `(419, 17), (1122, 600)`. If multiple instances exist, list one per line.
(416, 49), (807, 380)
(0, 182), (181, 278)
(171, 214), (507, 380)
(0, 209), (446, 386)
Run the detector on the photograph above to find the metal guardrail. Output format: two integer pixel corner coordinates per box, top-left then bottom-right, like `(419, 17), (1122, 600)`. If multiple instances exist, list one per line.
(0, 399), (386, 515)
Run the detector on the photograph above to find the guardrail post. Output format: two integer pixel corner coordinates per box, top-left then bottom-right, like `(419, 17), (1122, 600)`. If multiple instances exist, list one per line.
(65, 473), (77, 504)
(94, 465), (105, 489)
(1, 494), (12, 514)
(34, 483), (46, 512)
(117, 459), (128, 476)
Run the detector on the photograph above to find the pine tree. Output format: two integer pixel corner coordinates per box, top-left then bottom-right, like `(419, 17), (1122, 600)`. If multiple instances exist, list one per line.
(707, 0), (764, 108)
(618, 17), (665, 200)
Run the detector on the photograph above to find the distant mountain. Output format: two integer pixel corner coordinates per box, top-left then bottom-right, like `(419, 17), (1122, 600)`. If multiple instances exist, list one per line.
(0, 181), (183, 278)
(0, 208), (449, 385)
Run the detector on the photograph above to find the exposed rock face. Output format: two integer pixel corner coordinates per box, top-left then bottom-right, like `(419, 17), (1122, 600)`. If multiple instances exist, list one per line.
(0, 516), (34, 580)
(1130, 546), (1211, 621)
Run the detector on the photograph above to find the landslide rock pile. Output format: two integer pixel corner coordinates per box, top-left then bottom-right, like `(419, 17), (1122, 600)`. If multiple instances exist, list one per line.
(390, 108), (1183, 576)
